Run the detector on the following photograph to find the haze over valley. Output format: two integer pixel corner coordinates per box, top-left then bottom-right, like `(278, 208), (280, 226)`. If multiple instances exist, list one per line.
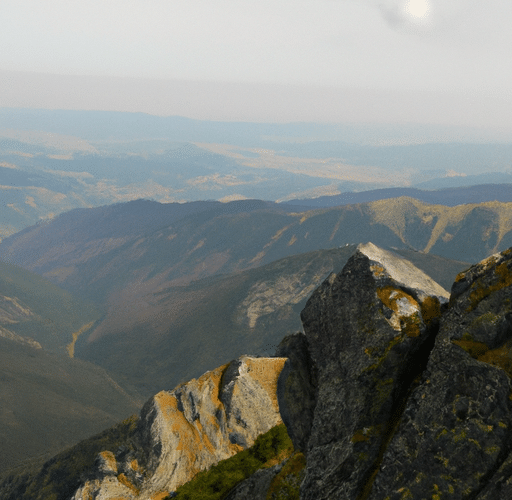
(3, 1), (512, 498)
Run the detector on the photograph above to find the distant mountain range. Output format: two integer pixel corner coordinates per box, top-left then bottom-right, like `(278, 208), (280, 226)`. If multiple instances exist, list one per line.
(0, 196), (484, 399)
(0, 197), (509, 295)
(2, 108), (512, 240)
(284, 183), (512, 208)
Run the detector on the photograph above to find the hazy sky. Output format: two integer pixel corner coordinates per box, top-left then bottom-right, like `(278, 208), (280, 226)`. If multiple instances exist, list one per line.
(2, 0), (512, 128)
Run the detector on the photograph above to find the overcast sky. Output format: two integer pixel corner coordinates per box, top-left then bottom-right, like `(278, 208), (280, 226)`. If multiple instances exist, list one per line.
(1, 0), (512, 130)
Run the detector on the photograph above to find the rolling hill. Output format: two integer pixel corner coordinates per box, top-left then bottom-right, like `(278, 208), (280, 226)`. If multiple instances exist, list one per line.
(0, 197), (510, 301)
(283, 184), (512, 208)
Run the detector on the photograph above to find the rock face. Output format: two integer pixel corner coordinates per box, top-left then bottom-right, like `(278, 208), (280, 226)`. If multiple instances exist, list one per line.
(71, 355), (287, 500)
(224, 463), (285, 500)
(298, 242), (449, 499)
(367, 248), (512, 499)
(271, 243), (512, 500)
(275, 332), (317, 453)
(8, 242), (512, 500)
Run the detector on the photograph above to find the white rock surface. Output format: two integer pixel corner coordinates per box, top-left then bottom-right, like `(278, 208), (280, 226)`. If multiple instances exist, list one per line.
(358, 242), (449, 302)
(71, 355), (287, 500)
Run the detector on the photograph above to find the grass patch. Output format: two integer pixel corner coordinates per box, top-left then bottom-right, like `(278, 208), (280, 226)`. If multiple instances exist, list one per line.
(170, 424), (294, 500)
(0, 415), (139, 500)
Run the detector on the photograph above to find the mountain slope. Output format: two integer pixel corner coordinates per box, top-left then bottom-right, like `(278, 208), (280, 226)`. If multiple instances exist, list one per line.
(0, 261), (143, 475)
(6, 243), (512, 499)
(73, 246), (357, 397)
(0, 197), (509, 300)
(73, 245), (468, 398)
(0, 259), (100, 354)
(0, 337), (141, 476)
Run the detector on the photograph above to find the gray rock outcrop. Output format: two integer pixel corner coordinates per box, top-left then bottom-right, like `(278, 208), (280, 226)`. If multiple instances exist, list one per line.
(367, 248), (512, 499)
(224, 462), (284, 500)
(71, 355), (287, 500)
(275, 332), (317, 453)
(299, 242), (449, 499)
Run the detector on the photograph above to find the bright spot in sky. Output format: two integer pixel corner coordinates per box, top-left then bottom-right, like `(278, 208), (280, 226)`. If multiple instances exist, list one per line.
(405, 0), (430, 19)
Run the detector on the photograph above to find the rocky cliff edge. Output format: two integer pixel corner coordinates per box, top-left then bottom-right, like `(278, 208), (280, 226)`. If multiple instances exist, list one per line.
(71, 355), (287, 500)
(6, 242), (512, 500)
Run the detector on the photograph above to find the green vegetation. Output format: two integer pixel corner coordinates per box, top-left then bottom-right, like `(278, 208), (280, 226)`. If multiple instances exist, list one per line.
(266, 451), (306, 500)
(170, 424), (294, 500)
(0, 415), (139, 500)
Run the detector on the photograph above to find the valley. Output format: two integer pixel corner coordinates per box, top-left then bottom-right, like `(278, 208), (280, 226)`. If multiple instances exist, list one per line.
(3, 242), (512, 499)
(3, 109), (512, 241)
(2, 110), (512, 497)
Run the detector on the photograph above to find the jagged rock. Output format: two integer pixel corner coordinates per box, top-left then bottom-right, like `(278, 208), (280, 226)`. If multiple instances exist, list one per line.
(368, 248), (512, 499)
(275, 332), (317, 452)
(224, 462), (284, 500)
(71, 355), (287, 500)
(299, 242), (448, 500)
(96, 450), (119, 476)
(72, 477), (137, 500)
(10, 242), (512, 500)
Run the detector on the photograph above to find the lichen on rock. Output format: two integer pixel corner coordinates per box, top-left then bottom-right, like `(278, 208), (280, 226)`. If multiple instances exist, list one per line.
(298, 243), (448, 500)
(368, 245), (512, 500)
(70, 355), (287, 500)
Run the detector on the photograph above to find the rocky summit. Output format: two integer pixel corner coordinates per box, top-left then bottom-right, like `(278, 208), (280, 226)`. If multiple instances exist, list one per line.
(279, 242), (512, 500)
(296, 242), (449, 499)
(5, 242), (512, 499)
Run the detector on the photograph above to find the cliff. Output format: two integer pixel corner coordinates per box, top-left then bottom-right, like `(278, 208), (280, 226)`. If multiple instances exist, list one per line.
(0, 355), (286, 500)
(278, 243), (512, 499)
(5, 242), (512, 499)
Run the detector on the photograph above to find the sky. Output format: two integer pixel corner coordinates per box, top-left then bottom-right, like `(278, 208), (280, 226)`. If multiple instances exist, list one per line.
(1, 0), (512, 129)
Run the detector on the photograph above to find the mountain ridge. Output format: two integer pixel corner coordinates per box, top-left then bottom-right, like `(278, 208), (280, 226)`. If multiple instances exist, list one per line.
(1, 197), (510, 297)
(5, 242), (512, 498)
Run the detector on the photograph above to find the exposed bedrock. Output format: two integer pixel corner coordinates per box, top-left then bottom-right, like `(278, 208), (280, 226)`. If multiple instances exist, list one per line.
(368, 248), (512, 500)
(275, 331), (318, 453)
(71, 355), (287, 500)
(299, 242), (449, 500)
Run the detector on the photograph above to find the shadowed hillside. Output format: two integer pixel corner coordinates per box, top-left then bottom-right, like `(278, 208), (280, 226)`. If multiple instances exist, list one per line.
(73, 246), (468, 398)
(0, 260), (100, 354)
(0, 262), (142, 475)
(0, 197), (509, 302)
(0, 338), (141, 476)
